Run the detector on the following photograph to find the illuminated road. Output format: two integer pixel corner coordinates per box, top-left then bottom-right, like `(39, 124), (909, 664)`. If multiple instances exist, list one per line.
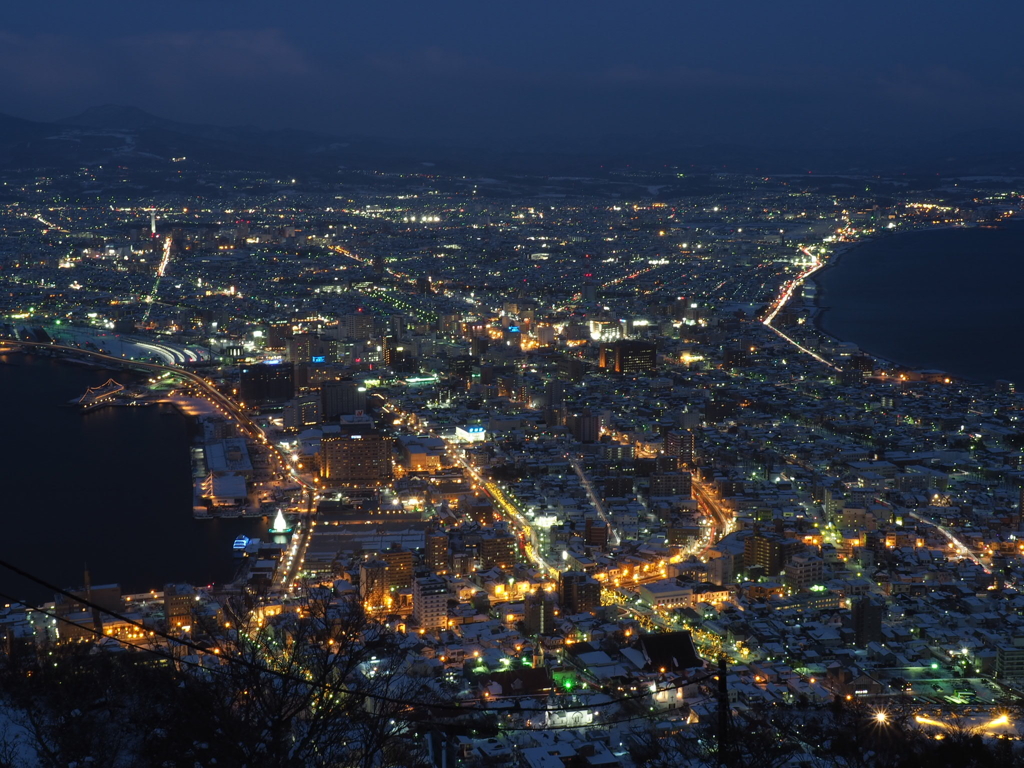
(385, 399), (557, 574)
(761, 246), (840, 370)
(566, 453), (622, 546)
(141, 236), (173, 325)
(30, 213), (70, 233)
(691, 476), (733, 543)
(906, 510), (991, 574)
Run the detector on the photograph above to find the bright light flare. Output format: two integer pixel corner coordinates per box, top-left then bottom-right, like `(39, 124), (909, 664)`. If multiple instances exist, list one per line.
(982, 713), (1011, 730)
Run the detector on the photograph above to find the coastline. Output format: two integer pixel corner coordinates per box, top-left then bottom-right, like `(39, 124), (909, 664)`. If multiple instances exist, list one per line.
(0, 351), (262, 603)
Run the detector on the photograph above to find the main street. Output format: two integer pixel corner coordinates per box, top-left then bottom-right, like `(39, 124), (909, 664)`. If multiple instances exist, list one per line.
(691, 475), (734, 543)
(566, 452), (622, 546)
(761, 245), (840, 371)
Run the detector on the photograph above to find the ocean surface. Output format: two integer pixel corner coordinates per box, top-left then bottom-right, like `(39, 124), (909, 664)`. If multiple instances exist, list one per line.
(0, 353), (271, 605)
(816, 225), (1024, 384)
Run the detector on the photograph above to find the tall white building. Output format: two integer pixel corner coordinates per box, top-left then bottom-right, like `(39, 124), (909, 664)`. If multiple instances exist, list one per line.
(413, 576), (449, 631)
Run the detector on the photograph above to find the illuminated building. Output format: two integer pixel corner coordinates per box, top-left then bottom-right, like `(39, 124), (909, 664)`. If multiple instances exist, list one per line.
(360, 560), (388, 612)
(413, 575), (449, 631)
(665, 430), (695, 465)
(164, 583), (196, 631)
(425, 532), (449, 574)
(523, 589), (558, 636)
(558, 571), (602, 614)
(286, 333), (336, 364)
(283, 395), (320, 430)
(380, 545), (414, 591)
(599, 340), (657, 375)
(743, 532), (803, 576)
(454, 425), (487, 443)
(339, 311), (376, 339)
(479, 532), (518, 570)
(783, 554), (824, 593)
(320, 432), (393, 486)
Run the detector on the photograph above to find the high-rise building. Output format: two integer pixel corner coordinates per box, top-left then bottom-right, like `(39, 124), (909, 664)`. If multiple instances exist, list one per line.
(283, 395), (321, 430)
(479, 532), (518, 570)
(164, 584), (196, 631)
(523, 589), (558, 636)
(850, 597), (884, 648)
(239, 362), (294, 405)
(566, 411), (600, 443)
(996, 644), (1024, 679)
(360, 560), (388, 613)
(783, 554), (824, 593)
(648, 472), (692, 498)
(383, 335), (417, 372)
(543, 379), (567, 408)
(584, 518), (609, 549)
(425, 532), (449, 574)
(599, 340), (657, 375)
(320, 379), (366, 419)
(665, 430), (696, 465)
(558, 356), (587, 383)
(286, 334), (336, 365)
(559, 571), (602, 615)
(320, 432), (393, 487)
(743, 532), (803, 576)
(380, 545), (414, 591)
(413, 575), (449, 631)
(603, 475), (634, 499)
(340, 312), (377, 340)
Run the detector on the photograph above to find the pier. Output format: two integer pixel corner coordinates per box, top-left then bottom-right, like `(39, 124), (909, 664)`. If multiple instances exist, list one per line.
(77, 379), (125, 411)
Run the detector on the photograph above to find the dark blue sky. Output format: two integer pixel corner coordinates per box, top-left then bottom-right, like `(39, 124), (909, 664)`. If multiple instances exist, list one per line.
(3, 1), (1023, 145)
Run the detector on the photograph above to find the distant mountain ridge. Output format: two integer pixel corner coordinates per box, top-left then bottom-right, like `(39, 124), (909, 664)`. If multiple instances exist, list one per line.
(0, 104), (1023, 176)
(0, 104), (415, 174)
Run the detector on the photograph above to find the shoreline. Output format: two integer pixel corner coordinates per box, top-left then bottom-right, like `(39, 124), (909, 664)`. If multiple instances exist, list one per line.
(1, 350), (257, 602)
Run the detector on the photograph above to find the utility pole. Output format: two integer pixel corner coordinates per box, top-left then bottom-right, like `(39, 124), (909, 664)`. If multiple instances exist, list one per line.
(84, 564), (103, 638)
(717, 654), (731, 767)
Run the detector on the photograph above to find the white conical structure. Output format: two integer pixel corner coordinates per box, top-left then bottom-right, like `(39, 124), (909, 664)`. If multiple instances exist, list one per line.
(271, 509), (290, 532)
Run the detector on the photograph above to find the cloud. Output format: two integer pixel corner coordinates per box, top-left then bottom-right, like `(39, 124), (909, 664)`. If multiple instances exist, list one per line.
(0, 28), (310, 119)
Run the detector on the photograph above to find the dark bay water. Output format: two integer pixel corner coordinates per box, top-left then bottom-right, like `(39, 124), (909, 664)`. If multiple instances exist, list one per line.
(816, 225), (1024, 384)
(0, 353), (270, 605)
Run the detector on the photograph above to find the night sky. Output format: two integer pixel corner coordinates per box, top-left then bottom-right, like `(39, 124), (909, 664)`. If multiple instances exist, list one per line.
(2, 1), (1023, 146)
